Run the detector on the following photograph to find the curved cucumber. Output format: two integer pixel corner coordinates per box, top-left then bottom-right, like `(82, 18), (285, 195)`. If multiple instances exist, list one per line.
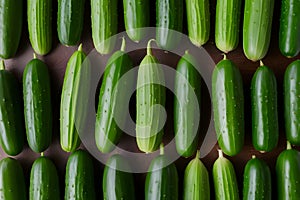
(212, 55), (244, 156)
(174, 51), (201, 157)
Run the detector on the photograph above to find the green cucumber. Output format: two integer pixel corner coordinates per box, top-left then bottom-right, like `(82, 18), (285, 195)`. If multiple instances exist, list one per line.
(27, 0), (52, 55)
(30, 156), (60, 200)
(65, 150), (96, 200)
(284, 60), (300, 145)
(251, 61), (278, 152)
(57, 0), (85, 46)
(279, 0), (300, 57)
(212, 55), (244, 156)
(0, 0), (23, 59)
(0, 61), (24, 156)
(95, 38), (133, 153)
(145, 145), (178, 200)
(243, 155), (272, 200)
(183, 150), (210, 200)
(136, 39), (166, 153)
(215, 0), (241, 53)
(91, 0), (117, 54)
(243, 0), (275, 61)
(23, 54), (52, 153)
(123, 0), (149, 42)
(276, 141), (300, 200)
(186, 0), (210, 47)
(156, 0), (183, 50)
(174, 51), (201, 157)
(213, 150), (239, 200)
(103, 154), (135, 200)
(0, 158), (26, 200)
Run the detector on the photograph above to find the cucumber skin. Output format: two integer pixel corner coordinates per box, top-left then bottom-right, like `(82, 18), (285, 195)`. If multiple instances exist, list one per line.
(174, 52), (201, 157)
(243, 0), (275, 61)
(23, 58), (52, 153)
(243, 157), (272, 200)
(0, 158), (26, 200)
(65, 150), (96, 200)
(103, 154), (136, 200)
(30, 157), (60, 200)
(27, 0), (52, 55)
(251, 65), (278, 152)
(212, 59), (245, 156)
(276, 148), (300, 200)
(123, 0), (149, 42)
(279, 0), (300, 57)
(57, 0), (85, 46)
(0, 0), (23, 59)
(284, 60), (300, 145)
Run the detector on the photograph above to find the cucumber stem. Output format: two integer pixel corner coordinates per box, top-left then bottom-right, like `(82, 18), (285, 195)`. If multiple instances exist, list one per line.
(41, 152), (44, 157)
(0, 60), (5, 70)
(287, 141), (292, 150)
(222, 53), (227, 60)
(260, 60), (264, 67)
(33, 53), (37, 59)
(185, 50), (189, 55)
(252, 155), (256, 159)
(78, 44), (83, 51)
(120, 37), (126, 52)
(159, 143), (164, 155)
(196, 150), (200, 159)
(147, 39), (156, 56)
(217, 149), (223, 158)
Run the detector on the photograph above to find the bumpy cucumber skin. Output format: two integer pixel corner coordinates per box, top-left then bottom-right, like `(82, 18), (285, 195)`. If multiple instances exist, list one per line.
(251, 65), (278, 152)
(30, 157), (60, 200)
(27, 0), (52, 55)
(23, 58), (52, 153)
(243, 0), (274, 61)
(0, 0), (23, 59)
(243, 157), (272, 200)
(279, 0), (300, 57)
(0, 158), (26, 200)
(284, 60), (300, 145)
(174, 52), (201, 157)
(215, 0), (241, 53)
(103, 154), (136, 200)
(123, 0), (149, 42)
(212, 59), (244, 156)
(57, 0), (85, 46)
(91, 0), (117, 54)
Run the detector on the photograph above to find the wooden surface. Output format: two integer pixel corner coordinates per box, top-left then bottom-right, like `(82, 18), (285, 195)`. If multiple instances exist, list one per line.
(1, 0), (300, 199)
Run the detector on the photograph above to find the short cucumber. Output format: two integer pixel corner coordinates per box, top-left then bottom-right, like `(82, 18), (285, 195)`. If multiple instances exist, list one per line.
(0, 0), (23, 59)
(30, 156), (60, 200)
(174, 51), (201, 157)
(251, 61), (278, 152)
(284, 60), (300, 145)
(212, 55), (244, 156)
(0, 157), (26, 200)
(103, 154), (135, 200)
(243, 155), (272, 200)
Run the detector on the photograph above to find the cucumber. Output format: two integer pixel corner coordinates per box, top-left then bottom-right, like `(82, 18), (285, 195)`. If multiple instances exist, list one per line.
(27, 0), (52, 55)
(0, 0), (23, 59)
(91, 0), (117, 54)
(215, 0), (241, 53)
(23, 54), (52, 153)
(156, 0), (183, 50)
(213, 150), (239, 200)
(279, 0), (300, 57)
(183, 150), (210, 200)
(103, 154), (135, 200)
(276, 141), (300, 200)
(251, 61), (278, 152)
(95, 38), (133, 153)
(186, 0), (210, 47)
(212, 55), (244, 156)
(243, 0), (275, 61)
(0, 158), (26, 200)
(0, 61), (24, 156)
(243, 155), (272, 200)
(284, 60), (300, 145)
(65, 150), (96, 200)
(145, 145), (178, 200)
(136, 39), (166, 153)
(30, 156), (60, 200)
(123, 0), (149, 42)
(174, 51), (201, 157)
(57, 0), (85, 46)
